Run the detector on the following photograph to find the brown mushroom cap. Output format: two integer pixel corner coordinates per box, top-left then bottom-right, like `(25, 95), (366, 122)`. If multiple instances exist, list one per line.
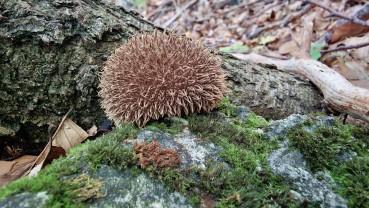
(98, 32), (227, 126)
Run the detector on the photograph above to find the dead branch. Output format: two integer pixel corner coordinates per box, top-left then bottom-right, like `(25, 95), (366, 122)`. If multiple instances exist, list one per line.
(163, 0), (198, 28)
(252, 0), (281, 20)
(321, 41), (369, 54)
(316, 4), (369, 44)
(304, 0), (369, 27)
(243, 53), (369, 123)
(248, 4), (314, 39)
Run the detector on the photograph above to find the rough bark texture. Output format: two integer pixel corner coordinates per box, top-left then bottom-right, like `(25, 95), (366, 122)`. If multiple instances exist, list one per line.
(221, 53), (322, 119)
(0, 0), (322, 146)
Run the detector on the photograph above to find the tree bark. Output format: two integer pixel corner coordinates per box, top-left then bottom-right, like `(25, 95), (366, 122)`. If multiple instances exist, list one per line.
(221, 53), (322, 119)
(0, 0), (322, 145)
(243, 53), (369, 123)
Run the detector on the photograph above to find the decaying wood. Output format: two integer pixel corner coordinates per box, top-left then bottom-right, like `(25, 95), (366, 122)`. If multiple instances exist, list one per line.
(0, 0), (322, 145)
(244, 53), (369, 122)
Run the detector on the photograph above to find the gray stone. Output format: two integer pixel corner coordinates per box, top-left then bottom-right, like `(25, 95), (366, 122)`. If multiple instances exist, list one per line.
(234, 106), (251, 121)
(0, 192), (49, 208)
(267, 114), (308, 139)
(267, 115), (348, 208)
(90, 166), (192, 208)
(267, 143), (347, 207)
(338, 151), (358, 163)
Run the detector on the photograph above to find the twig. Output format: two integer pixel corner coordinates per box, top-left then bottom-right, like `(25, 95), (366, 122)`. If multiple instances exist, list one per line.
(304, 0), (369, 27)
(252, 0), (280, 19)
(258, 53), (290, 60)
(192, 14), (214, 23)
(321, 41), (369, 54)
(147, 0), (173, 21)
(248, 3), (313, 39)
(219, 1), (256, 14)
(163, 0), (198, 28)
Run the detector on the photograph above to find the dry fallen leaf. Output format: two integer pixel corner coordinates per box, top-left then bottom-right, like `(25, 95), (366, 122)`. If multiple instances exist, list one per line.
(279, 40), (299, 55)
(0, 155), (37, 187)
(52, 118), (88, 152)
(0, 116), (89, 187)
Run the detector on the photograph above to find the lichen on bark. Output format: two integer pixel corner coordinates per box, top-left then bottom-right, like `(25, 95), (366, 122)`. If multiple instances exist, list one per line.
(0, 0), (157, 144)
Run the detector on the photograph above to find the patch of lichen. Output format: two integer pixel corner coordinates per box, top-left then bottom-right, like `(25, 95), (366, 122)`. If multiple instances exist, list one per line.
(286, 117), (369, 207)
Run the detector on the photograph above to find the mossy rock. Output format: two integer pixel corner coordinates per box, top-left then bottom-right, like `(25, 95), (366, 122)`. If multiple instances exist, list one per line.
(1, 100), (368, 207)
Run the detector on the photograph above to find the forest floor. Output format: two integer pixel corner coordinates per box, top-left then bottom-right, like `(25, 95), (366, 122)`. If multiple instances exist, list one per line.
(127, 0), (369, 89)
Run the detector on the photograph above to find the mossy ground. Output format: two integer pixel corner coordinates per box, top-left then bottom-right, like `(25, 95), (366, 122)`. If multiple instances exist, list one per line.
(0, 124), (139, 208)
(0, 144), (93, 207)
(2, 98), (368, 207)
(141, 99), (302, 207)
(145, 118), (185, 135)
(286, 117), (369, 207)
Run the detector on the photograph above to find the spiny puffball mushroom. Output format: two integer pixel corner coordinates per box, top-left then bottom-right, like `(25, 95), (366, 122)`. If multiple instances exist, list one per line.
(98, 32), (227, 126)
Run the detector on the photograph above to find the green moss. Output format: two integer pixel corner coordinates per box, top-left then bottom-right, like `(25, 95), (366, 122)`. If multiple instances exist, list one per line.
(104, 123), (138, 140)
(146, 165), (197, 193)
(288, 119), (366, 172)
(187, 114), (266, 149)
(243, 113), (269, 129)
(145, 118), (184, 135)
(216, 97), (237, 117)
(185, 114), (299, 207)
(286, 117), (369, 206)
(8, 102), (369, 207)
(216, 97), (269, 129)
(332, 157), (369, 207)
(83, 138), (137, 171)
(138, 107), (294, 207)
(142, 113), (368, 207)
(82, 123), (138, 171)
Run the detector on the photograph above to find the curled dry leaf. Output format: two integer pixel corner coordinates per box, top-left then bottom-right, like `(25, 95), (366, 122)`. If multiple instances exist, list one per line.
(0, 155), (37, 188)
(0, 117), (88, 187)
(52, 118), (88, 152)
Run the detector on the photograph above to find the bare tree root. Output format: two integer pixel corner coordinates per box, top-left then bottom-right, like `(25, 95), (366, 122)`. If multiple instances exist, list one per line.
(243, 53), (369, 123)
